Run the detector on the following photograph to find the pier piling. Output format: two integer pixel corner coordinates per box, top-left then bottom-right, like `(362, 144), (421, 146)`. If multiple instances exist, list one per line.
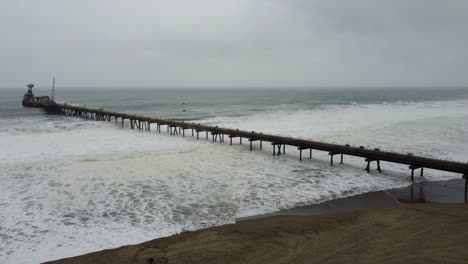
(409, 165), (424, 182)
(464, 174), (468, 203)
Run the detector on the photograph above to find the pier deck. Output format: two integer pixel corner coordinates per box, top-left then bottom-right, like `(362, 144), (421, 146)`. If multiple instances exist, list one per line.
(39, 102), (468, 199)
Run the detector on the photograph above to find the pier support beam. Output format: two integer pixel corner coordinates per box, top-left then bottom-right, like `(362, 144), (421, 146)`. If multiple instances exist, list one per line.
(409, 165), (424, 182)
(211, 133), (224, 142)
(211, 132), (221, 142)
(298, 147), (309, 161)
(182, 128), (190, 137)
(365, 158), (382, 173)
(271, 143), (284, 156)
(329, 152), (342, 166)
(464, 174), (468, 203)
(170, 126), (179, 135)
(159, 124), (165, 133)
(248, 139), (260, 151)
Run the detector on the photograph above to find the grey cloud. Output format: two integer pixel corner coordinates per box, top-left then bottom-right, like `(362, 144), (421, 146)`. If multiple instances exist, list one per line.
(1, 0), (468, 88)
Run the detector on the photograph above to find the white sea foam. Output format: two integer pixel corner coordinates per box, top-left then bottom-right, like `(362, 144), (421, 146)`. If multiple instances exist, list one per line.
(202, 99), (468, 161)
(1, 99), (468, 263)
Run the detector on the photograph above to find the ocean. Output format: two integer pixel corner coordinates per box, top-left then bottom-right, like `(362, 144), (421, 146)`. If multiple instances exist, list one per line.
(1, 87), (468, 263)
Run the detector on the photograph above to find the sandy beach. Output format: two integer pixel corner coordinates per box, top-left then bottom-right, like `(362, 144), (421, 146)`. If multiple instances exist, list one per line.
(46, 204), (468, 264)
(47, 179), (468, 264)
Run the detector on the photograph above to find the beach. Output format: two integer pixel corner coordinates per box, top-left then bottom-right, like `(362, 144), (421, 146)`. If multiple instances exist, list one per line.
(47, 179), (468, 264)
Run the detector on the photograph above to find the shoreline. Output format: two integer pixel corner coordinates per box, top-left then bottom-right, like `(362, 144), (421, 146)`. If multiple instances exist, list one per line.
(238, 178), (466, 222)
(47, 179), (468, 264)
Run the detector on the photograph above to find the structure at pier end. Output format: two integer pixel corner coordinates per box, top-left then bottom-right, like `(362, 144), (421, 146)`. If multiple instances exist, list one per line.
(21, 83), (58, 112)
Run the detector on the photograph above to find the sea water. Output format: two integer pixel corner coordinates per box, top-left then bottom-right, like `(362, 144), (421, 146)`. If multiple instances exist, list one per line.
(1, 87), (468, 263)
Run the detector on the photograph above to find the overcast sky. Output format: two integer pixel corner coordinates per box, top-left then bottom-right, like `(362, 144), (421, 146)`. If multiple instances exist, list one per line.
(1, 0), (468, 88)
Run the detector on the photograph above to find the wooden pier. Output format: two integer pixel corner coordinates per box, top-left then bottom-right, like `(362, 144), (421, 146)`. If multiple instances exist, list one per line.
(40, 102), (468, 200)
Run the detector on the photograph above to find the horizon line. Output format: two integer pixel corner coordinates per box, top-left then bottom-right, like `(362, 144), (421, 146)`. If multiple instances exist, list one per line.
(2, 85), (468, 90)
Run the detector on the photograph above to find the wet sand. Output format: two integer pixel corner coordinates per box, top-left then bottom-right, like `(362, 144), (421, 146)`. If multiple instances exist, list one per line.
(237, 179), (466, 222)
(387, 178), (467, 204)
(236, 189), (400, 222)
(47, 179), (468, 264)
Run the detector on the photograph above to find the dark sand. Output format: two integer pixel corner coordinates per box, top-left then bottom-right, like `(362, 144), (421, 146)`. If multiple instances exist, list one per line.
(388, 178), (467, 204)
(237, 189), (400, 222)
(47, 179), (468, 264)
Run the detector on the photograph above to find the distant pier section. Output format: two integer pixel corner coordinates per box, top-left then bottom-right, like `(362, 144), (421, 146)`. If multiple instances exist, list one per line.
(22, 85), (468, 200)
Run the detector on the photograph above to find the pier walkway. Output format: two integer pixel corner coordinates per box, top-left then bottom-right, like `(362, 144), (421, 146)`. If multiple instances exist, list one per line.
(42, 102), (468, 198)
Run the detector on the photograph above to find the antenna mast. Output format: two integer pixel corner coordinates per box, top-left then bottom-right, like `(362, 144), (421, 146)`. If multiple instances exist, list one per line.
(51, 77), (56, 101)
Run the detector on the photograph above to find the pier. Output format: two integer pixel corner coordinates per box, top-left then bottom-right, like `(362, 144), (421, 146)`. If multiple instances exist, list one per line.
(31, 100), (468, 200)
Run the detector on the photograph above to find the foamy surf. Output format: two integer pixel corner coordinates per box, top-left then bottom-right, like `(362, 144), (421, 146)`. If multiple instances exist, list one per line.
(1, 96), (468, 263)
